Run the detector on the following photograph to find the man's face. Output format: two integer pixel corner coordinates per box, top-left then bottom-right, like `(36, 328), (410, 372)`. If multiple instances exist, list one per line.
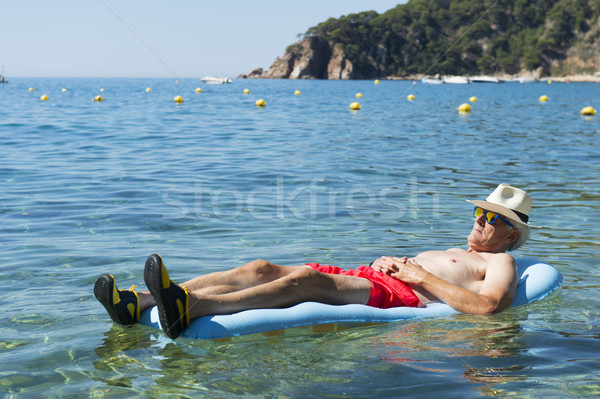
(468, 210), (517, 252)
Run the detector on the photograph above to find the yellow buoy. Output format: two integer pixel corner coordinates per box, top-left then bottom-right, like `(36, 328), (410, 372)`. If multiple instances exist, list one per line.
(539, 95), (548, 102)
(457, 103), (471, 113)
(28, 87), (34, 92)
(294, 90), (301, 95)
(580, 106), (596, 115)
(146, 88), (152, 92)
(61, 88), (67, 92)
(355, 93), (363, 98)
(407, 94), (415, 101)
(94, 95), (104, 102)
(243, 88), (250, 94)
(195, 87), (202, 93)
(350, 102), (361, 110)
(469, 96), (478, 102)
(40, 94), (49, 101)
(255, 99), (266, 107)
(374, 79), (380, 85)
(173, 95), (183, 103)
(547, 80), (552, 84)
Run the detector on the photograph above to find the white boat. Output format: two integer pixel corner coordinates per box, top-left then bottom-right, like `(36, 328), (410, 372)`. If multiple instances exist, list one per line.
(421, 77), (443, 84)
(516, 76), (536, 83)
(201, 76), (232, 84)
(443, 76), (469, 84)
(470, 76), (501, 83)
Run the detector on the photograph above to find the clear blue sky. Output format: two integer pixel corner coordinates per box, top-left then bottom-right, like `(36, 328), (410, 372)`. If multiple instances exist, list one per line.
(1, 0), (405, 78)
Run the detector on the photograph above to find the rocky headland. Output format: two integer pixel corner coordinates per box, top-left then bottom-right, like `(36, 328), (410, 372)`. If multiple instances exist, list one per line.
(242, 36), (357, 80)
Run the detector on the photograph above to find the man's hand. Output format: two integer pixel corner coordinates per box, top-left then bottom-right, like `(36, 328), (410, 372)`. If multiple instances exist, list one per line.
(370, 256), (427, 285)
(370, 256), (407, 274)
(381, 256), (427, 285)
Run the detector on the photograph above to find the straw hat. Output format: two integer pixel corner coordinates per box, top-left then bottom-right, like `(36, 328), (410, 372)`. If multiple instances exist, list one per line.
(467, 183), (536, 227)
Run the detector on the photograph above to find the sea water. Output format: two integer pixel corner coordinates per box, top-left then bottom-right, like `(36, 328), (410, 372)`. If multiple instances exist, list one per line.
(1, 77), (598, 397)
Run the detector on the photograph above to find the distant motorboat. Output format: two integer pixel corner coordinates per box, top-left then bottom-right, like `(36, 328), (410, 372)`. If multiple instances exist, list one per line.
(443, 76), (469, 84)
(421, 77), (444, 84)
(470, 76), (501, 83)
(516, 76), (536, 83)
(201, 76), (232, 84)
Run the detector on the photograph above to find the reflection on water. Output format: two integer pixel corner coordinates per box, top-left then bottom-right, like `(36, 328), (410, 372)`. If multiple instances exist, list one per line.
(374, 318), (530, 396)
(93, 326), (156, 392)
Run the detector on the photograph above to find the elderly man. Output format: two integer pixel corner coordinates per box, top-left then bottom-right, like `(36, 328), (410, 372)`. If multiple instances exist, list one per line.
(95, 183), (535, 339)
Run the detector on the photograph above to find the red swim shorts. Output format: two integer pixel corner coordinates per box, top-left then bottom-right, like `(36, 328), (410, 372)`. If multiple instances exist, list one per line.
(307, 263), (421, 309)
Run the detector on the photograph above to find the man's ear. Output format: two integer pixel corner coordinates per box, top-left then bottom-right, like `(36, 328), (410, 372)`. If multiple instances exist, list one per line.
(507, 228), (520, 244)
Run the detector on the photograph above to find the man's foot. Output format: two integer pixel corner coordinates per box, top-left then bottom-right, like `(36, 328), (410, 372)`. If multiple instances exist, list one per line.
(94, 274), (140, 325)
(144, 254), (190, 339)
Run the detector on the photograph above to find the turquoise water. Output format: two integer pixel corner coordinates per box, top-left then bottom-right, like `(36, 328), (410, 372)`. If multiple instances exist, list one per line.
(1, 77), (599, 397)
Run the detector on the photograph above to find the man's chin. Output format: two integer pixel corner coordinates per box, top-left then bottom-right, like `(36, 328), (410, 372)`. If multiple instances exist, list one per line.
(467, 231), (480, 241)
(467, 233), (484, 247)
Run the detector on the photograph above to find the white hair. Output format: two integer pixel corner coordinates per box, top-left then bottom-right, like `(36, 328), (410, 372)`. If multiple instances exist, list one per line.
(506, 219), (530, 251)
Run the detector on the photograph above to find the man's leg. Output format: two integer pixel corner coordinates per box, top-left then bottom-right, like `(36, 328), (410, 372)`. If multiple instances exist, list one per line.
(137, 258), (297, 305)
(187, 266), (372, 318)
(144, 255), (372, 338)
(134, 259), (295, 311)
(179, 259), (300, 295)
(96, 257), (299, 327)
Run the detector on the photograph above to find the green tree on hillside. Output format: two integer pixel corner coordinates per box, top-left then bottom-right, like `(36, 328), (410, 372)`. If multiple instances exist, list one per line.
(302, 0), (599, 77)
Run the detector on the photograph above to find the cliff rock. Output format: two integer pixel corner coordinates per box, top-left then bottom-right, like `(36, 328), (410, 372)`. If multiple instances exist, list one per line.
(253, 36), (355, 79)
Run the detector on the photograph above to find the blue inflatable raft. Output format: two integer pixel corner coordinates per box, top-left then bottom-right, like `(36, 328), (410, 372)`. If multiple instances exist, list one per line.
(139, 257), (562, 340)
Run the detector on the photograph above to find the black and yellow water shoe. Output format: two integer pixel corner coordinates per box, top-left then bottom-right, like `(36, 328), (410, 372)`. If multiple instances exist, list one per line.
(94, 274), (140, 325)
(143, 254), (190, 339)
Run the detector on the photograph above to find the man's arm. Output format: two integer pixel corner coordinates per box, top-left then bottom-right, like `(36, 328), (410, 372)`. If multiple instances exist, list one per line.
(386, 255), (518, 314)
